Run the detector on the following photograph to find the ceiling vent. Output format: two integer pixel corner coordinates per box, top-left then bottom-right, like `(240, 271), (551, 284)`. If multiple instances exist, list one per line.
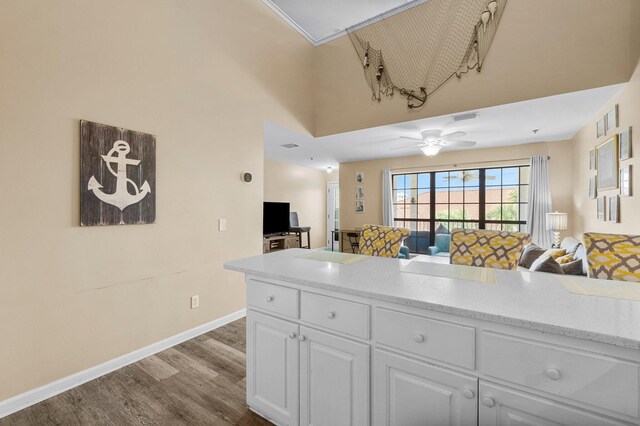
(281, 143), (300, 149)
(452, 112), (478, 122)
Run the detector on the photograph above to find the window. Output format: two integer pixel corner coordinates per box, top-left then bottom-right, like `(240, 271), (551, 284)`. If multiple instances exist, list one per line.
(393, 166), (529, 254)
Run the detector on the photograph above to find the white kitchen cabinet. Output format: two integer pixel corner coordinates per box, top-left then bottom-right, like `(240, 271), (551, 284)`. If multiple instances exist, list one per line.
(479, 383), (628, 426)
(374, 350), (477, 426)
(237, 267), (640, 426)
(247, 310), (300, 426)
(299, 326), (370, 426)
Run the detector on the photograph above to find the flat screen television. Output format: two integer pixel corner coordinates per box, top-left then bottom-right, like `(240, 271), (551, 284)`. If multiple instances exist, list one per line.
(263, 202), (290, 236)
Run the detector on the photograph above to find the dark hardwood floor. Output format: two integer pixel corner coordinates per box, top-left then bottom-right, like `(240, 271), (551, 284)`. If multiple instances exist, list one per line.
(1, 318), (273, 426)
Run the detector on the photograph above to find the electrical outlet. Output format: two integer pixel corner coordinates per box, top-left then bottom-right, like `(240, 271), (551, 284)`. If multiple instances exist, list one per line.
(191, 295), (199, 309)
(218, 218), (227, 231)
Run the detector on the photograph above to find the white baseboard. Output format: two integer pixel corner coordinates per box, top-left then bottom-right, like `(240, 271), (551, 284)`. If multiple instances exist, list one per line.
(0, 308), (246, 419)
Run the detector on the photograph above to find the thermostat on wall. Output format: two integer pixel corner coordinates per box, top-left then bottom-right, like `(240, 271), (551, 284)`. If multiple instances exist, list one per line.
(241, 171), (253, 184)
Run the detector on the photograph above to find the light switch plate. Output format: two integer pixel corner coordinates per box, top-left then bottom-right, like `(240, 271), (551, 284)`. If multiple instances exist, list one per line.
(218, 218), (227, 231)
(191, 295), (199, 309)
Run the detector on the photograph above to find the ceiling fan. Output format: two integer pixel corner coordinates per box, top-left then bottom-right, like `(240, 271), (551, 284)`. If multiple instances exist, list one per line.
(390, 129), (477, 156)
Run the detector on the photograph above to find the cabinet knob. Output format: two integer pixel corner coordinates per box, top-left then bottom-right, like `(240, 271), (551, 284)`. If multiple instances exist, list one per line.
(288, 332), (296, 339)
(546, 368), (561, 380)
(462, 389), (475, 399)
(482, 397), (495, 408)
(414, 334), (425, 343)
(327, 311), (336, 319)
(298, 335), (306, 342)
(265, 296), (274, 303)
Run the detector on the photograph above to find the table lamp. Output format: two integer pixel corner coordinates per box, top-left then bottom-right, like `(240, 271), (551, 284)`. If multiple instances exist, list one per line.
(546, 212), (568, 248)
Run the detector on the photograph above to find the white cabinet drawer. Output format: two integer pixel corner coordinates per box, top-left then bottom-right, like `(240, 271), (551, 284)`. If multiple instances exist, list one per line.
(374, 308), (475, 370)
(247, 279), (299, 319)
(480, 331), (640, 419)
(479, 382), (629, 426)
(301, 292), (370, 339)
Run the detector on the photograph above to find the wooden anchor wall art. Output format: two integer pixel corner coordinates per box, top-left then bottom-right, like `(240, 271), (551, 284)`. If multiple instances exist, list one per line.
(80, 120), (156, 226)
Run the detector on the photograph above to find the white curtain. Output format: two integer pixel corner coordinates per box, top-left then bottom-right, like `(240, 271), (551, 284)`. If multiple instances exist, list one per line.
(382, 168), (394, 226)
(526, 156), (553, 247)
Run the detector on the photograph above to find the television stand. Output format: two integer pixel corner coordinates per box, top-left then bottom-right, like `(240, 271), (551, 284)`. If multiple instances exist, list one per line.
(263, 234), (299, 253)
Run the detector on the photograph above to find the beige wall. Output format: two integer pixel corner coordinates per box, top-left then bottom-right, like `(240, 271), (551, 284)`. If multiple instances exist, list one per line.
(0, 0), (313, 401)
(313, 0), (635, 137)
(340, 141), (574, 237)
(571, 59), (640, 236)
(264, 159), (330, 248)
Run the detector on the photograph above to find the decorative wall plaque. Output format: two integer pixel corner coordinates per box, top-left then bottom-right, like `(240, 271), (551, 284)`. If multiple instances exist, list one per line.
(80, 120), (156, 226)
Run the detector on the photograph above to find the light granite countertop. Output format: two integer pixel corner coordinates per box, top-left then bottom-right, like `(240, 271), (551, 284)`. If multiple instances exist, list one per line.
(224, 249), (640, 350)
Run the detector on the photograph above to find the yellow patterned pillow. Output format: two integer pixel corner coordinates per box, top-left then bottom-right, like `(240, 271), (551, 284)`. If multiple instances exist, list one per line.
(358, 224), (411, 258)
(583, 233), (640, 282)
(556, 253), (574, 264)
(450, 228), (532, 270)
(542, 248), (566, 260)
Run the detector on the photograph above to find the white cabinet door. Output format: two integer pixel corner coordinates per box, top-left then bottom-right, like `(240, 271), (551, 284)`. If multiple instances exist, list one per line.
(299, 326), (370, 426)
(247, 310), (299, 426)
(479, 383), (628, 426)
(373, 350), (477, 426)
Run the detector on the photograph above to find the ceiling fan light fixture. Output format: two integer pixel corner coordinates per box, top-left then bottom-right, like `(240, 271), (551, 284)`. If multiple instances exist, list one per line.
(421, 145), (442, 157)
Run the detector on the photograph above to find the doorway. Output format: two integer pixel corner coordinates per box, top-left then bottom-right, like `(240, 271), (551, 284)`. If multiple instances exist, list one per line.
(327, 182), (339, 250)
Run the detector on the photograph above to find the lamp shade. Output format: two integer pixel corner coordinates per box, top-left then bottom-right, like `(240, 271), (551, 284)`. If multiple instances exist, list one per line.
(421, 145), (442, 157)
(546, 212), (568, 231)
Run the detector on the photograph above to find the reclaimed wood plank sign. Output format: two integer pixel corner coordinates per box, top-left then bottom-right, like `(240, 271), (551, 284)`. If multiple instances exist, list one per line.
(80, 120), (156, 226)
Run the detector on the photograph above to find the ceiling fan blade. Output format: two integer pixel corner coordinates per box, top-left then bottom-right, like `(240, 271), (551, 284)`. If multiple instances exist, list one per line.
(390, 143), (425, 151)
(399, 136), (422, 142)
(443, 140), (476, 148)
(442, 131), (467, 140)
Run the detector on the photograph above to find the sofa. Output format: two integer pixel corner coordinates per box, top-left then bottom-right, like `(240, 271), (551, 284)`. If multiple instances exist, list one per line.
(517, 236), (588, 276)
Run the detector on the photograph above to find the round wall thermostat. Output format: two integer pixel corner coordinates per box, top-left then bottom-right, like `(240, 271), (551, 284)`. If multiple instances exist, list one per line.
(241, 172), (253, 184)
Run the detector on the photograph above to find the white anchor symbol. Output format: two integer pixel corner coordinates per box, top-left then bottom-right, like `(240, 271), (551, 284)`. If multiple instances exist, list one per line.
(88, 140), (151, 211)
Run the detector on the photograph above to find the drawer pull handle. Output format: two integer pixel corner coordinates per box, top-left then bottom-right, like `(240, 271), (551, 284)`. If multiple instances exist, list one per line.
(298, 335), (306, 342)
(462, 389), (475, 399)
(288, 333), (296, 339)
(414, 334), (425, 343)
(482, 397), (495, 408)
(327, 311), (336, 319)
(546, 368), (561, 380)
(265, 296), (274, 303)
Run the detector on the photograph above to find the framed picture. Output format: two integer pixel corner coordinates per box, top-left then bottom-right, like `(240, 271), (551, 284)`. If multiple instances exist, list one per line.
(355, 200), (365, 214)
(589, 175), (597, 199)
(605, 105), (618, 134)
(80, 120), (156, 226)
(589, 149), (596, 170)
(355, 187), (364, 200)
(608, 195), (619, 223)
(355, 171), (365, 184)
(619, 127), (632, 160)
(596, 117), (606, 138)
(620, 165), (632, 197)
(597, 135), (618, 190)
(597, 196), (606, 220)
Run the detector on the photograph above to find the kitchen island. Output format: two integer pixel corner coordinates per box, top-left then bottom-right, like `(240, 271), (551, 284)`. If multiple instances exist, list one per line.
(225, 249), (640, 426)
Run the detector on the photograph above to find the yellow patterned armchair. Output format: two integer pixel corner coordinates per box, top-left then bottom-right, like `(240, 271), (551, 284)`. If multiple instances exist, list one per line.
(358, 224), (411, 258)
(583, 233), (640, 282)
(450, 228), (531, 270)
